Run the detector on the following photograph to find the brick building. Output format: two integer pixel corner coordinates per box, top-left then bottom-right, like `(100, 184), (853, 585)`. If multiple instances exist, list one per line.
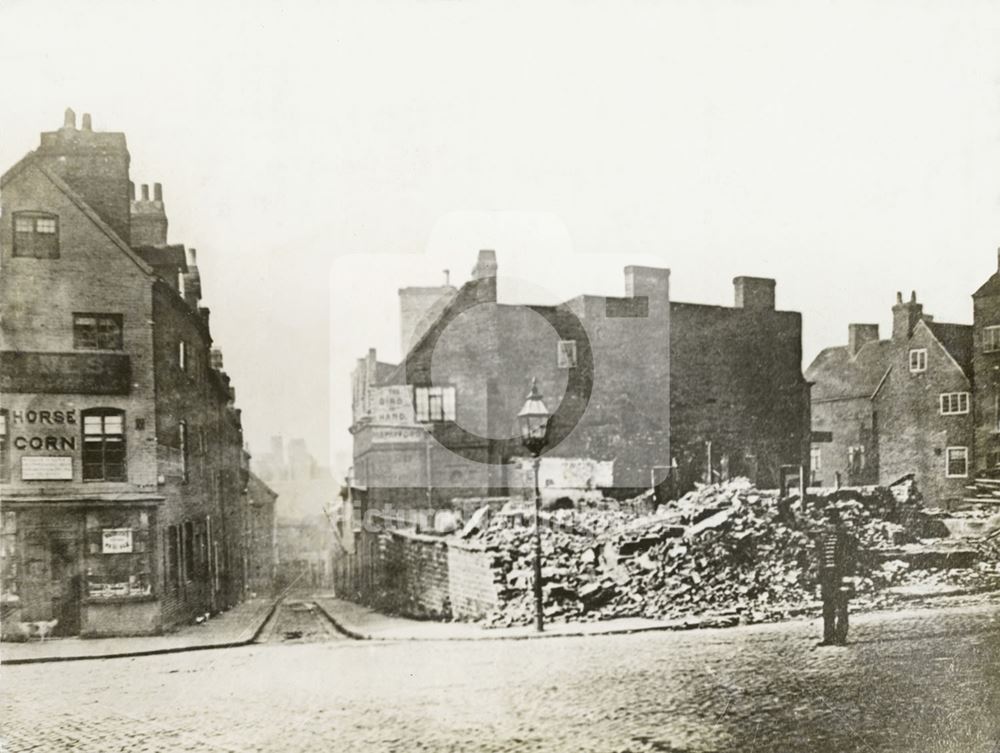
(350, 250), (811, 513)
(807, 291), (974, 507)
(0, 109), (272, 637)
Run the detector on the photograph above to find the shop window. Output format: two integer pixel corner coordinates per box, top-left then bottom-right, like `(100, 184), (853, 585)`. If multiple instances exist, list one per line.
(984, 325), (1000, 353)
(73, 313), (123, 350)
(0, 409), (8, 483)
(908, 349), (927, 373)
(179, 421), (189, 482)
(557, 340), (578, 368)
(12, 211), (59, 258)
(84, 510), (152, 599)
(939, 392), (970, 416)
(414, 386), (456, 422)
(82, 409), (126, 481)
(946, 447), (969, 478)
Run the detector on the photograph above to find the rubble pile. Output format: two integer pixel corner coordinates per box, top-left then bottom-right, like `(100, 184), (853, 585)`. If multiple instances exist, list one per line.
(477, 478), (1000, 629)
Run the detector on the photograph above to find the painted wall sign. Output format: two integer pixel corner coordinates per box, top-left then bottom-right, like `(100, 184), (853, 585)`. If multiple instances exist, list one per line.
(21, 455), (73, 480)
(371, 385), (418, 426)
(102, 528), (134, 554)
(371, 426), (426, 444)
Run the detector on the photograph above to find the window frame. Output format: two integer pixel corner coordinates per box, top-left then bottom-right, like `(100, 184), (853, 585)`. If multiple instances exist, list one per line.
(178, 341), (188, 372)
(557, 339), (578, 369)
(939, 392), (970, 416)
(414, 386), (457, 422)
(945, 446), (969, 478)
(984, 325), (1000, 353)
(12, 211), (60, 258)
(81, 408), (127, 482)
(908, 348), (927, 373)
(0, 409), (8, 483)
(179, 420), (189, 483)
(73, 313), (124, 351)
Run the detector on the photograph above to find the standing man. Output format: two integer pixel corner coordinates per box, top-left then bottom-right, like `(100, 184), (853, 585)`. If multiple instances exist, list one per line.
(816, 504), (856, 646)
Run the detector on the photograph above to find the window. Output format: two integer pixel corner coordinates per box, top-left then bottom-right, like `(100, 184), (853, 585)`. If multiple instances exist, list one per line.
(179, 421), (189, 482)
(82, 409), (126, 481)
(178, 341), (187, 372)
(12, 212), (59, 258)
(946, 447), (969, 478)
(909, 349), (927, 373)
(183, 520), (195, 580)
(810, 446), (822, 473)
(73, 314), (123, 350)
(939, 392), (970, 416)
(847, 446), (865, 475)
(166, 525), (180, 589)
(0, 410), (8, 483)
(984, 325), (1000, 353)
(414, 386), (456, 422)
(557, 340), (578, 368)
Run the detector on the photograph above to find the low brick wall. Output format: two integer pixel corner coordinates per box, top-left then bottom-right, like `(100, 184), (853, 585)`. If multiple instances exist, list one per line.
(378, 530), (499, 620)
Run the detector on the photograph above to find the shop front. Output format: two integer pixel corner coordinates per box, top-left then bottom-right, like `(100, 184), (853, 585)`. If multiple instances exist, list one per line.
(1, 501), (164, 638)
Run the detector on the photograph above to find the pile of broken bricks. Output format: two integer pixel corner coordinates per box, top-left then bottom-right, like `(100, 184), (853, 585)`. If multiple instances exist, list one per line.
(470, 478), (1000, 629)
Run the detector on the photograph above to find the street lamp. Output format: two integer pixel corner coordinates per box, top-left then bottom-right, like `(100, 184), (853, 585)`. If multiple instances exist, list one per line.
(517, 378), (551, 632)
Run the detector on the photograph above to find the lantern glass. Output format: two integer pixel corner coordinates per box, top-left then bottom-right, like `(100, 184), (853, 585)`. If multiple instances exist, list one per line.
(517, 379), (550, 455)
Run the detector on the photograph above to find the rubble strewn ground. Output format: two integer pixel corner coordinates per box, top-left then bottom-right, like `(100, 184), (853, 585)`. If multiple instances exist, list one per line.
(474, 478), (1000, 628)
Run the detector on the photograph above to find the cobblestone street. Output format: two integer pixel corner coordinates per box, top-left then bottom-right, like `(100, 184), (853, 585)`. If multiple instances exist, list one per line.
(2, 600), (999, 752)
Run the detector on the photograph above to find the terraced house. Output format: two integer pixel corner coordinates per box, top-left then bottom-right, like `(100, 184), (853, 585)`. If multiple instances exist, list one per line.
(0, 109), (273, 637)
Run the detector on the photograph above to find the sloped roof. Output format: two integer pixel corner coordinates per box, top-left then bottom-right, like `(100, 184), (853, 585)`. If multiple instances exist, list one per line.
(974, 271), (1000, 299)
(924, 321), (973, 378)
(134, 244), (188, 272)
(805, 340), (892, 401)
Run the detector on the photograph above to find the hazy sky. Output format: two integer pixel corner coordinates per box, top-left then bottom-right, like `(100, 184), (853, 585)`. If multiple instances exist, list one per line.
(2, 0), (999, 474)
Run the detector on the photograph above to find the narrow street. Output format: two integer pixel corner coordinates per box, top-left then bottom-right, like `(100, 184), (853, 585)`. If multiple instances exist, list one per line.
(2, 600), (998, 752)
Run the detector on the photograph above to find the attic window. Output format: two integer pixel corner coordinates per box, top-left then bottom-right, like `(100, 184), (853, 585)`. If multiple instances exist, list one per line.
(13, 212), (59, 258)
(908, 349), (927, 373)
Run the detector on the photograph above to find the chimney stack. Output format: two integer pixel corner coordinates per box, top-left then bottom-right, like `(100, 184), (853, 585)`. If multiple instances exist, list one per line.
(733, 276), (776, 310)
(81, 113), (92, 131)
(848, 324), (880, 357)
(129, 181), (136, 200)
(153, 182), (162, 201)
(471, 249), (498, 302)
(141, 184), (149, 200)
(892, 290), (924, 340)
(63, 107), (76, 129)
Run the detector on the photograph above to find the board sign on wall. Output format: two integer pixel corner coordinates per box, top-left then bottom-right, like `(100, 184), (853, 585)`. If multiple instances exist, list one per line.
(21, 456), (73, 481)
(102, 528), (134, 554)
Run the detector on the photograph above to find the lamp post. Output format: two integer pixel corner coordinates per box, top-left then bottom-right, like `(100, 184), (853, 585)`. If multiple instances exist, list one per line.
(517, 378), (551, 632)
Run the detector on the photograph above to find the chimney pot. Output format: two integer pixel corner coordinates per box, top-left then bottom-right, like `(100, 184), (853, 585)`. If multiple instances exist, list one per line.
(910, 290), (917, 303)
(63, 108), (76, 129)
(81, 113), (92, 131)
(896, 291), (903, 304)
(141, 184), (149, 200)
(153, 183), (163, 201)
(188, 248), (197, 266)
(129, 181), (136, 200)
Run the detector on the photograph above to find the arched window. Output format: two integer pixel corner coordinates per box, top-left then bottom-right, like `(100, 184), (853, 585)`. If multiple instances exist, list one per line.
(13, 211), (60, 258)
(82, 409), (126, 481)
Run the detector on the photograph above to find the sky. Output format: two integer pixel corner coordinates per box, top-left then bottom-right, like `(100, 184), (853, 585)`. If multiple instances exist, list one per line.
(2, 0), (999, 476)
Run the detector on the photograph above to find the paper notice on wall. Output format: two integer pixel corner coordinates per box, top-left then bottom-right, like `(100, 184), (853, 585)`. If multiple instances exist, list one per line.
(102, 528), (134, 554)
(21, 456), (73, 480)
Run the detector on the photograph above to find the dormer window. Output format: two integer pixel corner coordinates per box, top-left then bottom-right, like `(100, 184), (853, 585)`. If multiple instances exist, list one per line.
(13, 211), (59, 258)
(909, 349), (927, 373)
